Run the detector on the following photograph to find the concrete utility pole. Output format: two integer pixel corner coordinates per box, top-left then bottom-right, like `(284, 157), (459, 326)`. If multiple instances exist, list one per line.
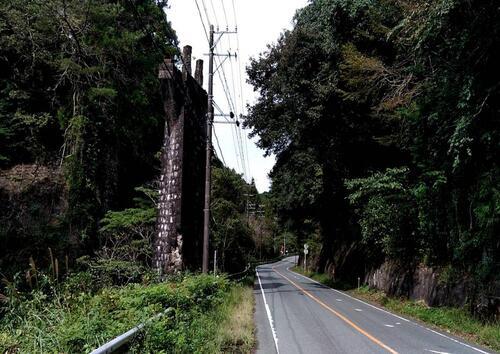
(202, 25), (215, 273)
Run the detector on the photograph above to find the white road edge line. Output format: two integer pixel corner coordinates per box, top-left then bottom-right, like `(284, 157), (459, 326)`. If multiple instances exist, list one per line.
(287, 265), (491, 354)
(256, 268), (280, 354)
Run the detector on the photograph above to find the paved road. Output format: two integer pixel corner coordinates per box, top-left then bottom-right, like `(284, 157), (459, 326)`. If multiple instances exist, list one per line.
(254, 257), (495, 354)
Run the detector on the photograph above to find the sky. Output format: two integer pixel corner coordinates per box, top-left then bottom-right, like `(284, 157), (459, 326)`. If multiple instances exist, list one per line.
(167, 0), (309, 192)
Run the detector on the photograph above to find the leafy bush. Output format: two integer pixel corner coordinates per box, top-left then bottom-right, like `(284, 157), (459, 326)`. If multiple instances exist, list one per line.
(69, 185), (158, 289)
(0, 274), (231, 353)
(211, 166), (256, 273)
(346, 168), (420, 263)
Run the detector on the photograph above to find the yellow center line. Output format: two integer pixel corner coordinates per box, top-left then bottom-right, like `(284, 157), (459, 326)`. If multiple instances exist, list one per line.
(272, 266), (399, 354)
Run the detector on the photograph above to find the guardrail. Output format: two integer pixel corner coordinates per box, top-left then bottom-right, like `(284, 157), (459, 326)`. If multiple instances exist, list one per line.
(89, 308), (172, 354)
(89, 256), (295, 353)
(226, 254), (297, 281)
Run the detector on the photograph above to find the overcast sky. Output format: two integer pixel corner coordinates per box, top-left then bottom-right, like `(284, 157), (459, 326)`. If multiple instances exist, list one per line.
(166, 0), (309, 192)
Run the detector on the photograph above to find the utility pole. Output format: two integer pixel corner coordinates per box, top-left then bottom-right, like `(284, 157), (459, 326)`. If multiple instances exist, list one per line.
(202, 26), (238, 273)
(202, 25), (215, 273)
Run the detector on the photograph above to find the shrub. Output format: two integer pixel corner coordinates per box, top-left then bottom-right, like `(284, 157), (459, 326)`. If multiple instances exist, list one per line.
(0, 274), (231, 353)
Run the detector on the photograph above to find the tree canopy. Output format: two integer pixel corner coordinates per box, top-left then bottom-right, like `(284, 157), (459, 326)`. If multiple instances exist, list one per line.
(0, 0), (177, 269)
(245, 0), (499, 294)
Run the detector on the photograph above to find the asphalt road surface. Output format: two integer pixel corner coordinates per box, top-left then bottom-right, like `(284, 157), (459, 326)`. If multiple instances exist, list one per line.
(254, 257), (495, 354)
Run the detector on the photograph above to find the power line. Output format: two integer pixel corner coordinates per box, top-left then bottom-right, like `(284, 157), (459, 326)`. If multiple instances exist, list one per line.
(226, 31), (246, 177)
(220, 0), (230, 30)
(200, 0), (212, 27)
(213, 64), (242, 172)
(231, 0), (251, 181)
(213, 55), (245, 175)
(213, 126), (226, 165)
(213, 101), (242, 172)
(193, 0), (209, 41)
(214, 48), (247, 179)
(231, 0), (238, 29)
(193, 0), (250, 180)
(214, 61), (244, 170)
(194, 0), (242, 174)
(214, 56), (237, 113)
(223, 0), (248, 182)
(208, 0), (220, 30)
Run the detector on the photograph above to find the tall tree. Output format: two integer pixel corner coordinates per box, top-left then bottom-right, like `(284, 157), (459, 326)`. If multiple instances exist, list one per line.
(0, 0), (177, 268)
(246, 0), (499, 298)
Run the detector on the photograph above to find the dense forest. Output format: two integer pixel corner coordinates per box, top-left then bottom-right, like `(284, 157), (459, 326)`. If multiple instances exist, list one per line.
(1, 0), (499, 343)
(0, 0), (178, 273)
(0, 1), (262, 350)
(0, 0), (263, 284)
(246, 0), (499, 312)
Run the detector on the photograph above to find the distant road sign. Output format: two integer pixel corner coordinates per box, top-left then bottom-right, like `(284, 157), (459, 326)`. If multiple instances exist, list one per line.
(304, 249), (309, 255)
(304, 243), (309, 250)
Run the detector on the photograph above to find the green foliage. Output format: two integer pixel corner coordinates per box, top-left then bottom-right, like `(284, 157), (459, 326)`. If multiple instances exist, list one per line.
(246, 0), (411, 272)
(76, 186), (159, 287)
(0, 274), (232, 353)
(100, 207), (156, 233)
(211, 166), (256, 273)
(0, 166), (67, 275)
(346, 168), (419, 262)
(246, 0), (499, 306)
(0, 0), (178, 262)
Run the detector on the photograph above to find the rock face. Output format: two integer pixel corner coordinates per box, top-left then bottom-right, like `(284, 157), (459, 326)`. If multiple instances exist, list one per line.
(0, 164), (67, 269)
(154, 47), (207, 274)
(365, 261), (500, 318)
(365, 262), (467, 306)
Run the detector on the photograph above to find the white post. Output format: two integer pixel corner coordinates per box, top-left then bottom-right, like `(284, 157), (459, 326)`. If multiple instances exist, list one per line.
(214, 250), (217, 275)
(303, 244), (309, 273)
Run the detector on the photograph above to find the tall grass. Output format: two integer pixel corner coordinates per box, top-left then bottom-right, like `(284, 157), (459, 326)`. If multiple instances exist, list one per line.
(0, 274), (244, 353)
(214, 286), (255, 353)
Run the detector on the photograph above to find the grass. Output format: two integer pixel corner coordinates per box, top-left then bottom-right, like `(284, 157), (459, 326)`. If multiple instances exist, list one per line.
(291, 267), (500, 352)
(214, 285), (255, 353)
(0, 273), (256, 353)
(351, 286), (500, 352)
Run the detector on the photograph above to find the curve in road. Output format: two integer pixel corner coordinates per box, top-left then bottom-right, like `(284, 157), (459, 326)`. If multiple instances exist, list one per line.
(254, 257), (494, 354)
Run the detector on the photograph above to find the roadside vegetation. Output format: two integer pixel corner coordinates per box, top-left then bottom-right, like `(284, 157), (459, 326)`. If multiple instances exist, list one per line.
(0, 273), (255, 353)
(0, 3), (271, 343)
(246, 0), (499, 318)
(214, 285), (255, 353)
(351, 286), (500, 353)
(291, 266), (500, 352)
(0, 161), (257, 353)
